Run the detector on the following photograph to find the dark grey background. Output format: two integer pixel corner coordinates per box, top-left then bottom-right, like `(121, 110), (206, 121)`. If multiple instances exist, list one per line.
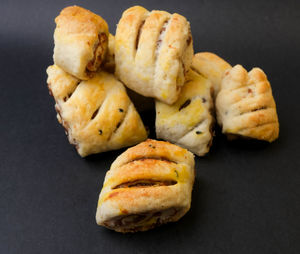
(1, 0), (300, 253)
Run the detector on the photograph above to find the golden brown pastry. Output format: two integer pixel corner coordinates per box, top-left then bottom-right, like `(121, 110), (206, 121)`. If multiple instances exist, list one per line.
(46, 65), (148, 157)
(96, 139), (195, 233)
(115, 6), (194, 104)
(155, 55), (214, 156)
(216, 64), (279, 142)
(191, 52), (232, 97)
(103, 34), (115, 73)
(53, 6), (109, 80)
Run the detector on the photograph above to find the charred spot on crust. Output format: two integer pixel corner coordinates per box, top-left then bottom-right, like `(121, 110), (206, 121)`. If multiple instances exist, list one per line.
(179, 99), (191, 111)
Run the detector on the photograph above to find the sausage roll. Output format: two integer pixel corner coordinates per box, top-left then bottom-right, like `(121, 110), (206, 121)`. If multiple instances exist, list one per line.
(216, 64), (279, 142)
(46, 65), (148, 157)
(53, 6), (109, 80)
(96, 139), (195, 233)
(103, 34), (115, 73)
(191, 52), (232, 97)
(155, 55), (214, 156)
(115, 6), (194, 104)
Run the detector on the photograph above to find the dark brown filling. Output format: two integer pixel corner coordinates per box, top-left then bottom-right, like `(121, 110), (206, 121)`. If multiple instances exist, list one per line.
(124, 156), (177, 165)
(113, 179), (177, 189)
(86, 33), (108, 72)
(103, 207), (180, 232)
(156, 20), (169, 50)
(251, 106), (267, 112)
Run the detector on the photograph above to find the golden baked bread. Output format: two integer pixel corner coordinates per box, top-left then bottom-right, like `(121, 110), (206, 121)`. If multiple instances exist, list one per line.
(216, 64), (279, 142)
(192, 52), (232, 97)
(115, 6), (194, 104)
(155, 55), (214, 156)
(53, 6), (109, 80)
(46, 65), (148, 157)
(103, 34), (115, 73)
(96, 139), (195, 233)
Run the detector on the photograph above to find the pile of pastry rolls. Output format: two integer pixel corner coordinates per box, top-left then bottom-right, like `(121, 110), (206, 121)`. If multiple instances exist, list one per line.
(46, 5), (279, 233)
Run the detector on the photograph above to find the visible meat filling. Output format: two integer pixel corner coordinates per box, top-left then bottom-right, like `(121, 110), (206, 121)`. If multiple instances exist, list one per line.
(114, 179), (177, 189)
(103, 207), (180, 232)
(155, 20), (169, 58)
(86, 33), (108, 72)
(124, 156), (177, 165)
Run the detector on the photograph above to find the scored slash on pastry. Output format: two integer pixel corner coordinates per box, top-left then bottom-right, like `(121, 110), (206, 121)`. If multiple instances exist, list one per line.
(96, 139), (195, 233)
(155, 54), (215, 156)
(46, 65), (148, 157)
(216, 65), (279, 142)
(115, 6), (194, 104)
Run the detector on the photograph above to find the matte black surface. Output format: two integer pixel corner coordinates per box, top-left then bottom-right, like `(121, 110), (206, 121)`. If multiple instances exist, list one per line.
(1, 0), (300, 253)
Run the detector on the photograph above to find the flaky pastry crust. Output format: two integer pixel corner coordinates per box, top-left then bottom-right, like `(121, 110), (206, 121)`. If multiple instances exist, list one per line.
(53, 6), (109, 80)
(192, 52), (232, 97)
(115, 6), (194, 104)
(216, 65), (279, 142)
(96, 139), (195, 232)
(46, 65), (147, 157)
(155, 55), (214, 156)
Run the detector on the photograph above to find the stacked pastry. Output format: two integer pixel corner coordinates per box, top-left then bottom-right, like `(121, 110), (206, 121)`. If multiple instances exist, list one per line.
(47, 6), (148, 157)
(46, 5), (279, 233)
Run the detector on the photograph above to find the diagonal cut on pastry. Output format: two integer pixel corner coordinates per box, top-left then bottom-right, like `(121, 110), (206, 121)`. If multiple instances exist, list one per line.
(155, 55), (214, 156)
(96, 139), (195, 233)
(115, 6), (194, 104)
(46, 65), (148, 157)
(53, 6), (109, 80)
(191, 52), (232, 97)
(216, 64), (279, 142)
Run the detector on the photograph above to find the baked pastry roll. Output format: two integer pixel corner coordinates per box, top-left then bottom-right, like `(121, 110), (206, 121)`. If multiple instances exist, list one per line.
(53, 6), (109, 80)
(96, 139), (195, 233)
(103, 34), (115, 73)
(192, 52), (232, 97)
(46, 65), (147, 157)
(115, 6), (194, 104)
(155, 56), (214, 156)
(216, 64), (279, 142)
